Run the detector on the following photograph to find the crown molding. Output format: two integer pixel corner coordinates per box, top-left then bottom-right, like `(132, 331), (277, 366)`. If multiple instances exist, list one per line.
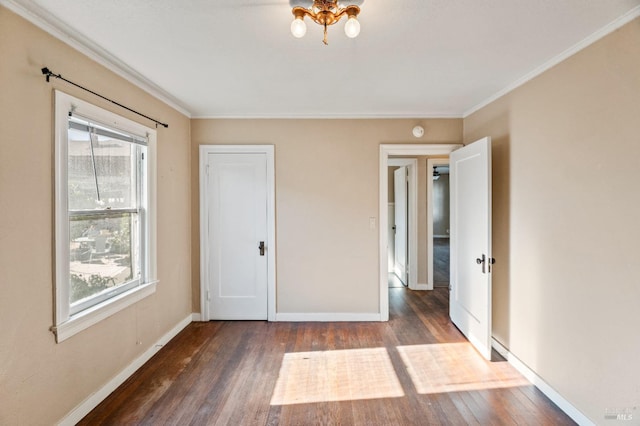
(1, 0), (192, 118)
(191, 112), (464, 120)
(463, 5), (640, 118)
(4, 0), (637, 121)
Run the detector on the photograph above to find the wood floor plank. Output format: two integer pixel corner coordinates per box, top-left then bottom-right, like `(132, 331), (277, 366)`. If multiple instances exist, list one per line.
(446, 391), (482, 425)
(80, 288), (576, 425)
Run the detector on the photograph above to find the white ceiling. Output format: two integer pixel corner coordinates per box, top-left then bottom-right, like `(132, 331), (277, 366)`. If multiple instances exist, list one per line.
(8, 0), (640, 118)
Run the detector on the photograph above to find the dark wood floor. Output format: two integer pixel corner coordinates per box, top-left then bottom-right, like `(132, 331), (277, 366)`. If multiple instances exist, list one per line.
(433, 237), (450, 287)
(80, 288), (575, 425)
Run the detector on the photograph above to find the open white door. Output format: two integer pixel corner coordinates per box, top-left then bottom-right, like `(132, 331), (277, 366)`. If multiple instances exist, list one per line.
(450, 137), (492, 359)
(393, 166), (408, 285)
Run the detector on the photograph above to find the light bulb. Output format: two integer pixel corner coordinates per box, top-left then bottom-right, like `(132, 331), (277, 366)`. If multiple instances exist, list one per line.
(291, 17), (307, 38)
(344, 16), (360, 38)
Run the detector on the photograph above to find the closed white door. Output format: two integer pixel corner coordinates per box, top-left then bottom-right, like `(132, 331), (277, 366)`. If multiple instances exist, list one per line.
(205, 152), (268, 319)
(394, 166), (408, 285)
(450, 137), (492, 359)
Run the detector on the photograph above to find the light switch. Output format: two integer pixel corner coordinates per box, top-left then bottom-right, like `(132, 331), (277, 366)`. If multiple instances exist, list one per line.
(369, 217), (376, 229)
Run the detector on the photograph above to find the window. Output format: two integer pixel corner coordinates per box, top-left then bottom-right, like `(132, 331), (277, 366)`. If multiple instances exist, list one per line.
(53, 91), (157, 342)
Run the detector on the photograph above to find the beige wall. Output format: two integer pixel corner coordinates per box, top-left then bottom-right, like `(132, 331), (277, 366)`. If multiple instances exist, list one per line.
(387, 166), (399, 202)
(0, 7), (192, 424)
(433, 173), (450, 236)
(416, 156), (448, 285)
(417, 159), (427, 284)
(464, 18), (640, 423)
(191, 119), (462, 313)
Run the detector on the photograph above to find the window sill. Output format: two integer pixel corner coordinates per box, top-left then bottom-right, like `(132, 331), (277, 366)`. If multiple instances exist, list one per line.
(52, 281), (158, 343)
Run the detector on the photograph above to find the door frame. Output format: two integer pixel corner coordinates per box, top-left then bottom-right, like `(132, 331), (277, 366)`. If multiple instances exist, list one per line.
(379, 144), (461, 321)
(427, 158), (450, 290)
(388, 158), (417, 289)
(199, 145), (276, 321)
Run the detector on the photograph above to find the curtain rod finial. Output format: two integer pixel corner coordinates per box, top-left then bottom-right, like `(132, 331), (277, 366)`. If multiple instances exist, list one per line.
(42, 67), (52, 82)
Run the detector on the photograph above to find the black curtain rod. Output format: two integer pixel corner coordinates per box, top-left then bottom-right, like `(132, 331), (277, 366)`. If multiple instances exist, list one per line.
(41, 67), (169, 129)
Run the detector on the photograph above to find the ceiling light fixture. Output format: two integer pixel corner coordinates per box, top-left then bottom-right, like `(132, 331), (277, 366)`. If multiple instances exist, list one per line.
(291, 0), (361, 45)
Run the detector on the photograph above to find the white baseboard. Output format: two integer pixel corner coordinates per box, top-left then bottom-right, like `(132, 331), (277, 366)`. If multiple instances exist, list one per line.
(58, 314), (193, 426)
(413, 283), (430, 290)
(191, 312), (202, 322)
(275, 312), (382, 322)
(491, 338), (510, 358)
(491, 338), (593, 426)
(393, 266), (404, 279)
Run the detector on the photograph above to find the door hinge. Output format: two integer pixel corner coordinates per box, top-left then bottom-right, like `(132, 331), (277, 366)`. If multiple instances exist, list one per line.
(205, 164), (209, 175)
(206, 290), (211, 301)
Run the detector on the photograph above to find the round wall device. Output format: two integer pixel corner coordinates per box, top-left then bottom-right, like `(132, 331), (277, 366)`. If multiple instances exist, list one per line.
(412, 125), (425, 138)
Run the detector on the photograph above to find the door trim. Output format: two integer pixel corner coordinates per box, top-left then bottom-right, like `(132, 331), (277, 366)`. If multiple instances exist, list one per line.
(379, 144), (462, 321)
(388, 158), (417, 290)
(199, 145), (276, 321)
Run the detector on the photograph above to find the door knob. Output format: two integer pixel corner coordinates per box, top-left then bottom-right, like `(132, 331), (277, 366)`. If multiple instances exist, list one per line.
(475, 254), (495, 273)
(258, 241), (265, 256)
(476, 254), (486, 273)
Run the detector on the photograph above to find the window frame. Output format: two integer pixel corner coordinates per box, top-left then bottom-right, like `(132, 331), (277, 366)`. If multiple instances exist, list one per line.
(53, 91), (157, 343)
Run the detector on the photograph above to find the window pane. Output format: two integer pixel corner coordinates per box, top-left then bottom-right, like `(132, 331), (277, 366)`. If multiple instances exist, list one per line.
(69, 214), (139, 305)
(68, 126), (137, 210)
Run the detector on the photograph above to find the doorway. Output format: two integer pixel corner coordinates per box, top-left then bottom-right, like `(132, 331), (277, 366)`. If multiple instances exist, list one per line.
(387, 158), (417, 289)
(427, 158), (451, 289)
(379, 145), (461, 321)
(380, 140), (493, 359)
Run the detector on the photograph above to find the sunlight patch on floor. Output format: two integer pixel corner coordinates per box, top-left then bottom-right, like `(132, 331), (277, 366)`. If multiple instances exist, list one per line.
(397, 343), (530, 394)
(270, 348), (404, 405)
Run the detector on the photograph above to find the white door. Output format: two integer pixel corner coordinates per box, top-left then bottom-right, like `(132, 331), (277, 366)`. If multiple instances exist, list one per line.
(394, 166), (408, 285)
(387, 204), (395, 271)
(205, 152), (268, 319)
(450, 137), (492, 359)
